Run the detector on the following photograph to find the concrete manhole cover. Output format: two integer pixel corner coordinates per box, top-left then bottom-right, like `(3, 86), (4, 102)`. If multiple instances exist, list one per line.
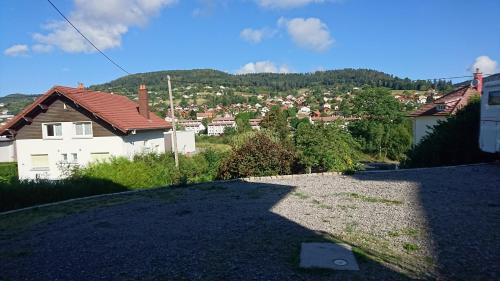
(333, 259), (348, 266)
(299, 242), (359, 271)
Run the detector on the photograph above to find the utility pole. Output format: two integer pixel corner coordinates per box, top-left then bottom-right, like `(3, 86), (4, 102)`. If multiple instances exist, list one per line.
(167, 75), (179, 168)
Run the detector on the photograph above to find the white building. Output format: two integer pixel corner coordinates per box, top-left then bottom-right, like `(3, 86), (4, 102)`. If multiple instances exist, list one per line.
(177, 119), (205, 134)
(299, 106), (311, 114)
(0, 84), (172, 180)
(165, 130), (196, 154)
(0, 136), (15, 162)
(410, 71), (482, 144)
(207, 117), (236, 136)
(249, 119), (262, 130)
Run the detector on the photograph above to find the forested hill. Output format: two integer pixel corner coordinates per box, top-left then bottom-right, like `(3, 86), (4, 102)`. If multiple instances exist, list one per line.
(90, 68), (452, 93)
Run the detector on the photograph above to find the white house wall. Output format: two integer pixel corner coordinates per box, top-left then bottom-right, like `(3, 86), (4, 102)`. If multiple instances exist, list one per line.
(0, 141), (15, 162)
(164, 131), (196, 154)
(15, 123), (166, 180)
(16, 135), (124, 180)
(122, 130), (166, 157)
(413, 116), (447, 145)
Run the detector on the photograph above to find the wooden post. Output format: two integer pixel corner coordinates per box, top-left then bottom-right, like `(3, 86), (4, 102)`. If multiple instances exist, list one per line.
(167, 75), (179, 168)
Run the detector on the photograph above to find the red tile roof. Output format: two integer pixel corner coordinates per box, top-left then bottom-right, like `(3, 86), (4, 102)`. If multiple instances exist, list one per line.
(0, 85), (171, 135)
(409, 86), (479, 117)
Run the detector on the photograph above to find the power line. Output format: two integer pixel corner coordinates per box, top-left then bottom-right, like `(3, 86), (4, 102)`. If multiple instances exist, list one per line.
(422, 73), (496, 81)
(46, 0), (131, 75)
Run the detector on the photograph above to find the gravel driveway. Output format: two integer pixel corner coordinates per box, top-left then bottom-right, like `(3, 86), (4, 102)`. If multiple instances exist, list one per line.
(1, 164), (499, 280)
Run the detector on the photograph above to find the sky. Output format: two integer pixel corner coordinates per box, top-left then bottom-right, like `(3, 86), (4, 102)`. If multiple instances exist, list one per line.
(1, 0), (499, 96)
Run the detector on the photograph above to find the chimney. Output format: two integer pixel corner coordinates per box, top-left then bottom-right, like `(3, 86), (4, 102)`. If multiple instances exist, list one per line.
(77, 82), (84, 89)
(473, 68), (483, 94)
(138, 84), (150, 119)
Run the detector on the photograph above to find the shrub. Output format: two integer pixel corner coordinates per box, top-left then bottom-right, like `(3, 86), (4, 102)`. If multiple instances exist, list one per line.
(295, 122), (361, 173)
(0, 177), (126, 212)
(217, 133), (297, 179)
(0, 162), (17, 184)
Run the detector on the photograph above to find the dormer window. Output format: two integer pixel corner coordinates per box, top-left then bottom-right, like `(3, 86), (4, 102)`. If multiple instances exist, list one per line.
(436, 104), (446, 111)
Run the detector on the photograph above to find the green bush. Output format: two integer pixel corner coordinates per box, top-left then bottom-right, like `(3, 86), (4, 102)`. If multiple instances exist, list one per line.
(217, 133), (297, 179)
(295, 122), (361, 173)
(0, 162), (17, 184)
(0, 177), (126, 212)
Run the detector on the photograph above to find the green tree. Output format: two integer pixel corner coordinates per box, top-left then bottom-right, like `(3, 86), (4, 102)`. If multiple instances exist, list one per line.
(260, 106), (291, 142)
(295, 122), (360, 173)
(348, 88), (412, 160)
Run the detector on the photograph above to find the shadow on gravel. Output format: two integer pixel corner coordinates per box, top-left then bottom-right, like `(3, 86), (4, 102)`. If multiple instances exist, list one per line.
(0, 180), (415, 281)
(351, 164), (500, 280)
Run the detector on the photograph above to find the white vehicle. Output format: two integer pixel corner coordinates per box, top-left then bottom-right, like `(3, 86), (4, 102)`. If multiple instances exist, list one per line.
(479, 80), (500, 153)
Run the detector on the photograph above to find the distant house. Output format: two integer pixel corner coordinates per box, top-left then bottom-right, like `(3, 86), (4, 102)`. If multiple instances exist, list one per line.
(207, 117), (236, 136)
(299, 106), (311, 114)
(177, 119), (205, 134)
(310, 116), (338, 125)
(196, 112), (214, 120)
(410, 70), (482, 144)
(249, 119), (262, 130)
(0, 84), (171, 180)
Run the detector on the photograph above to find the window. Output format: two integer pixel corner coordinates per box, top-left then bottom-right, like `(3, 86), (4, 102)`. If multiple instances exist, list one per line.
(74, 122), (93, 137)
(61, 153), (68, 162)
(71, 153), (78, 163)
(90, 152), (110, 162)
(436, 104), (446, 111)
(43, 123), (62, 138)
(488, 90), (500, 105)
(31, 154), (49, 170)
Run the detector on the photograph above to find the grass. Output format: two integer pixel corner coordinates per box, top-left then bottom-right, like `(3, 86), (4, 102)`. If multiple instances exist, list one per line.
(197, 142), (232, 153)
(342, 192), (403, 205)
(329, 231), (432, 278)
(337, 204), (358, 211)
(388, 228), (420, 238)
(403, 243), (420, 252)
(291, 191), (310, 199)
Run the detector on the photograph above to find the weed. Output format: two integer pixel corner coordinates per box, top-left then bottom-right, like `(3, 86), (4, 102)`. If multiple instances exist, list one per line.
(403, 243), (419, 252)
(292, 191), (309, 199)
(338, 204), (358, 211)
(342, 192), (402, 205)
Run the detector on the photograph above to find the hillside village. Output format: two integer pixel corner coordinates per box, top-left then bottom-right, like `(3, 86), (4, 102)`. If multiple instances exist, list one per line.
(0, 69), (456, 136)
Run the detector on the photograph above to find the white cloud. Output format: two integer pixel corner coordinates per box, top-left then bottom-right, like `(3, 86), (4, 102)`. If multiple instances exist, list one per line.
(257, 0), (326, 9)
(33, 0), (177, 53)
(240, 28), (276, 43)
(32, 44), (53, 53)
(470, 56), (498, 74)
(236, 61), (291, 74)
(3, 44), (29, 57)
(278, 17), (333, 52)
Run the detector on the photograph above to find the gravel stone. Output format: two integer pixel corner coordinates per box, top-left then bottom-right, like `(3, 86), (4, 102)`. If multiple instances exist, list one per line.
(0, 164), (499, 280)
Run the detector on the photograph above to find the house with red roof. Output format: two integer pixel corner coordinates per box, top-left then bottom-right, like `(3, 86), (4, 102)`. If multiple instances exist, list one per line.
(409, 70), (482, 144)
(0, 84), (171, 180)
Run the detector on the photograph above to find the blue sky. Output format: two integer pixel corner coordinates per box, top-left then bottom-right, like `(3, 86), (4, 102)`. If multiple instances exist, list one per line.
(1, 0), (499, 96)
